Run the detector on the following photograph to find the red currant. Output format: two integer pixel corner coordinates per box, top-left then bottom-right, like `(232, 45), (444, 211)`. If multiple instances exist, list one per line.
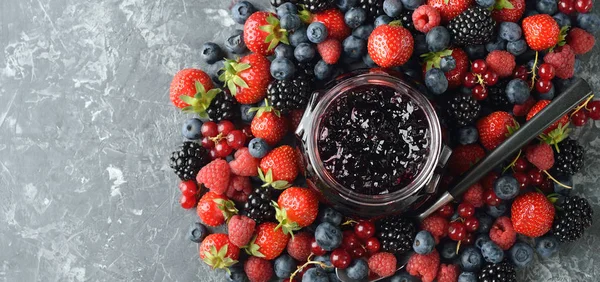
(539, 178), (554, 194)
(484, 189), (502, 206)
(457, 202), (475, 218)
(365, 237), (381, 254)
(214, 139), (233, 158)
(575, 0), (593, 13)
(472, 84), (488, 101)
(201, 136), (215, 149)
(217, 120), (235, 135)
(587, 101), (600, 120)
(349, 247), (366, 259)
(179, 180), (198, 197)
(464, 217), (480, 232)
(242, 124), (254, 142)
(180, 194), (197, 209)
(482, 172), (499, 191)
(483, 70), (499, 86)
(528, 169), (544, 186)
(341, 231), (361, 251)
(559, 0), (575, 14)
(201, 121), (218, 137)
(472, 60), (487, 74)
(226, 130), (246, 149)
(354, 221), (375, 240)
(513, 157), (530, 172)
(572, 110), (589, 127)
(538, 64), (556, 80)
(535, 80), (553, 94)
(438, 204), (455, 218)
(513, 65), (529, 80)
(513, 171), (530, 190)
(330, 249), (352, 269)
(311, 238), (327, 256)
(462, 232), (475, 246)
(209, 148), (219, 159)
(448, 222), (467, 241)
(463, 73), (478, 88)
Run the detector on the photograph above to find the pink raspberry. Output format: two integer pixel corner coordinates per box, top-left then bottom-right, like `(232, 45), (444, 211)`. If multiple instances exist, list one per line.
(286, 232), (312, 262)
(196, 159), (230, 195)
(567, 28), (595, 55)
(225, 175), (252, 203)
(228, 215), (256, 248)
(368, 252), (397, 278)
(544, 45), (576, 79)
(229, 147), (260, 177)
(437, 264), (459, 282)
(406, 250), (440, 282)
(485, 50), (516, 78)
(462, 183), (484, 208)
(513, 97), (536, 117)
(421, 215), (448, 243)
(525, 143), (554, 171)
(244, 256), (273, 282)
(412, 5), (441, 33)
(489, 216), (517, 250)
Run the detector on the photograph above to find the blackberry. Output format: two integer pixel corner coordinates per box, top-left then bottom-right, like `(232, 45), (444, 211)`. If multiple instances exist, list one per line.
(297, 0), (334, 12)
(447, 6), (496, 46)
(447, 93), (482, 127)
(478, 261), (517, 282)
(376, 216), (416, 254)
(242, 187), (277, 224)
(267, 75), (312, 114)
(206, 91), (238, 122)
(271, 0), (296, 6)
(358, 0), (385, 20)
(486, 79), (511, 110)
(169, 142), (211, 181)
(297, 61), (317, 83)
(552, 196), (593, 242)
(398, 10), (417, 34)
(553, 139), (584, 176)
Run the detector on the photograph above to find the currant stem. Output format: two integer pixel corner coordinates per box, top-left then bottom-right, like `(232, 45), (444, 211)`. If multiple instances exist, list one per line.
(530, 51), (539, 91)
(542, 170), (572, 189)
(573, 94), (595, 116)
(503, 150), (522, 173)
(288, 255), (332, 282)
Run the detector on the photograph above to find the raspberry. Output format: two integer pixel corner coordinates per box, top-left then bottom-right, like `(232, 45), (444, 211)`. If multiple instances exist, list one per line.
(228, 215), (256, 248)
(412, 5), (441, 33)
(525, 143), (555, 171)
(436, 264), (459, 282)
(513, 97), (536, 117)
(196, 159), (231, 195)
(289, 109), (304, 132)
(462, 183), (484, 208)
(485, 50), (516, 78)
(229, 147), (260, 177)
(544, 45), (576, 79)
(225, 175), (252, 203)
(489, 216), (517, 250)
(567, 28), (595, 55)
(287, 231), (313, 262)
(244, 256), (273, 282)
(317, 38), (342, 64)
(368, 252), (397, 278)
(421, 215), (449, 243)
(406, 250), (440, 282)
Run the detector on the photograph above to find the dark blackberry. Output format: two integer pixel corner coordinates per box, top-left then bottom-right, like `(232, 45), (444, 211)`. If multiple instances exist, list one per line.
(447, 93), (482, 127)
(297, 0), (334, 12)
(553, 139), (584, 176)
(447, 6), (496, 46)
(169, 142), (211, 181)
(376, 216), (416, 254)
(297, 61), (317, 83)
(486, 79), (511, 110)
(552, 196), (593, 242)
(271, 0), (296, 7)
(398, 10), (417, 34)
(358, 0), (384, 20)
(478, 261), (517, 282)
(242, 187), (276, 224)
(267, 76), (312, 114)
(206, 91), (238, 122)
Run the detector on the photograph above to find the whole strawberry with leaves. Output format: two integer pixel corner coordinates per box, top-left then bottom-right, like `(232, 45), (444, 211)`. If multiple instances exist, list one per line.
(250, 100), (288, 146)
(220, 53), (272, 104)
(197, 191), (238, 227)
(511, 192), (556, 237)
(522, 14), (560, 51)
(199, 233), (240, 271)
(368, 21), (414, 68)
(246, 222), (290, 260)
(169, 68), (215, 110)
(477, 111), (519, 151)
(244, 12), (289, 56)
(274, 187), (319, 235)
(259, 145), (298, 189)
(427, 0), (473, 23)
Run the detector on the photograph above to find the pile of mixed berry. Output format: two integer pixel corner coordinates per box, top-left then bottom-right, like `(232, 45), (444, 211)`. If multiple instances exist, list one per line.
(167, 0), (598, 281)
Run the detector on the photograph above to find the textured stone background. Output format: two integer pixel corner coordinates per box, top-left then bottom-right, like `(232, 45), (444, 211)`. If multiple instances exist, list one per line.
(0, 0), (599, 281)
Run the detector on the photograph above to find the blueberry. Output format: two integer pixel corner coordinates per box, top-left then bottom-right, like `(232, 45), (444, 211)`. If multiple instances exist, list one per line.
(346, 259), (369, 280)
(457, 126), (479, 145)
(458, 272), (478, 282)
(231, 1), (256, 24)
(486, 38), (507, 52)
(337, 0), (359, 11)
(401, 0), (424, 10)
(315, 222), (343, 251)
(475, 0), (495, 8)
(499, 22), (522, 42)
(553, 13), (571, 28)
(363, 53), (377, 67)
(535, 235), (560, 258)
(225, 30), (247, 54)
(290, 27), (310, 47)
(426, 26), (450, 52)
(271, 57), (296, 80)
(440, 56), (456, 72)
(476, 212), (494, 233)
(227, 265), (248, 282)
(577, 13), (600, 33)
(464, 44), (487, 60)
(303, 267), (329, 282)
(240, 104), (256, 123)
(509, 242), (534, 267)
(383, 0), (404, 17)
(318, 207), (343, 225)
(201, 42), (223, 65)
(280, 14), (302, 31)
(248, 138), (270, 158)
(353, 24), (374, 40)
(294, 43), (316, 63)
(506, 79), (530, 105)
(475, 234), (491, 250)
(315, 60), (334, 80)
(345, 7), (367, 28)
(274, 254), (297, 278)
(553, 175), (572, 195)
(460, 246), (483, 272)
(481, 241), (504, 263)
(307, 22), (328, 43)
(342, 36), (367, 59)
(507, 39), (528, 56)
(425, 68), (448, 95)
(536, 0), (557, 14)
(314, 255), (334, 272)
(276, 2), (297, 18)
(441, 241), (459, 260)
(188, 222), (208, 243)
(389, 272), (419, 282)
(486, 202), (507, 218)
(413, 34), (428, 56)
(536, 84), (555, 100)
(275, 44), (295, 59)
(375, 15), (393, 26)
(493, 175), (519, 200)
(412, 230), (435, 254)
(182, 118), (203, 140)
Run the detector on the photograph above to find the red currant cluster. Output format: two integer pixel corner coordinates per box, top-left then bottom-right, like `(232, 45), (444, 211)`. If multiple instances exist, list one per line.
(571, 99), (600, 127)
(559, 0), (593, 14)
(200, 120), (253, 159)
(438, 202), (478, 244)
(463, 60), (499, 101)
(311, 221), (380, 269)
(179, 180), (200, 209)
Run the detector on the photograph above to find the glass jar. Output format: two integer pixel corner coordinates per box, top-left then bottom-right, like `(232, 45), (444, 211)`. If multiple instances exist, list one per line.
(295, 69), (451, 219)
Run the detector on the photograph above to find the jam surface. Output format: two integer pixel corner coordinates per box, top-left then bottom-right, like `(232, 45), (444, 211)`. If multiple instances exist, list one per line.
(317, 85), (430, 195)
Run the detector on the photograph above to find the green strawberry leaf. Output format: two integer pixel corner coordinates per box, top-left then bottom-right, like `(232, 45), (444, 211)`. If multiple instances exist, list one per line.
(227, 80), (237, 96)
(232, 76), (249, 89)
(272, 180), (291, 190)
(444, 0), (449, 4)
(494, 0), (514, 10)
(266, 14), (279, 26)
(179, 95), (196, 105)
(234, 63), (251, 72)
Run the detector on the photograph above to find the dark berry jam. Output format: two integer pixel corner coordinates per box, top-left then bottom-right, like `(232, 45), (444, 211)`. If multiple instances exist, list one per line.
(317, 85), (430, 195)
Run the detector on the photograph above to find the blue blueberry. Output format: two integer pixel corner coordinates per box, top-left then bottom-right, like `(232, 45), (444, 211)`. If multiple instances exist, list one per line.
(481, 241), (504, 263)
(345, 7), (367, 28)
(318, 207), (343, 225)
(314, 255), (334, 272)
(577, 13), (600, 33)
(227, 265), (248, 282)
(276, 2), (297, 18)
(413, 230), (435, 254)
(240, 104), (256, 123)
(188, 222), (208, 243)
(336, 0), (360, 11)
(507, 39), (528, 56)
(315, 222), (343, 251)
(363, 53), (377, 67)
(375, 15), (393, 27)
(509, 242), (534, 267)
(303, 267), (329, 282)
(225, 30), (247, 54)
(441, 241), (459, 260)
(352, 24), (374, 40)
(343, 36), (367, 59)
(486, 38), (507, 52)
(271, 57), (296, 80)
(426, 26), (450, 52)
(231, 1), (256, 24)
(384, 0), (404, 17)
(506, 79), (530, 105)
(315, 60), (334, 80)
(182, 118), (203, 140)
(475, 0), (495, 8)
(248, 138), (270, 158)
(536, 0), (557, 14)
(553, 13), (571, 28)
(294, 43), (316, 62)
(275, 44), (295, 59)
(208, 60), (226, 86)
(425, 68), (449, 95)
(458, 272), (478, 282)
(499, 22), (522, 42)
(401, 0), (424, 10)
(201, 42), (223, 64)
(413, 34), (429, 56)
(281, 14), (302, 31)
(486, 203), (507, 218)
(460, 246), (483, 272)
(307, 22), (328, 43)
(465, 44), (487, 60)
(290, 27), (310, 47)
(458, 126), (479, 145)
(536, 84), (555, 100)
(475, 234), (491, 250)
(494, 175), (519, 200)
(389, 272), (419, 282)
(274, 254), (297, 278)
(553, 175), (572, 195)
(535, 235), (560, 258)
(476, 212), (494, 234)
(440, 56), (456, 72)
(346, 259), (369, 280)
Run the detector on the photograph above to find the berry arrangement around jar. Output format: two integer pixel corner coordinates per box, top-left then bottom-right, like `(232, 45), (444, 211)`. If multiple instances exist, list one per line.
(168, 0), (598, 281)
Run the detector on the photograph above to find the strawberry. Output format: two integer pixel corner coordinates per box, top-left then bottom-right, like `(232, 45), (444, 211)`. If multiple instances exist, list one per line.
(259, 145), (298, 188)
(513, 96), (536, 117)
(567, 28), (596, 55)
(275, 187), (319, 235)
(525, 143), (555, 171)
(169, 69), (215, 110)
(526, 100), (570, 134)
(244, 256), (274, 282)
(229, 147), (260, 177)
(522, 14), (560, 51)
(199, 233), (240, 270)
(543, 45), (576, 79)
(312, 9), (351, 41)
(317, 38), (342, 64)
(368, 252), (397, 278)
(196, 159), (231, 195)
(197, 191), (238, 227)
(228, 215), (256, 248)
(447, 144), (486, 176)
(422, 48), (468, 89)
(220, 54), (272, 105)
(477, 111), (519, 151)
(243, 12), (289, 56)
(250, 100), (288, 146)
(427, 0), (473, 23)
(511, 192), (556, 237)
(286, 231), (313, 262)
(225, 175), (252, 203)
(491, 0), (525, 23)
(247, 222), (290, 260)
(368, 22), (414, 68)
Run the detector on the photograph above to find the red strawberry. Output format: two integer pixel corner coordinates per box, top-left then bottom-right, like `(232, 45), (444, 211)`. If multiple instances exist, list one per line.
(317, 38), (342, 64)
(368, 252), (397, 278)
(275, 187), (319, 235)
(543, 45), (576, 79)
(169, 69), (214, 109)
(368, 22), (414, 68)
(228, 215), (256, 248)
(427, 0), (473, 23)
(225, 175), (252, 203)
(221, 54), (272, 104)
(406, 250), (440, 282)
(513, 96), (536, 117)
(244, 256), (274, 282)
(526, 100), (570, 134)
(312, 9), (351, 41)
(447, 144), (486, 176)
(522, 14), (560, 51)
(247, 222), (290, 260)
(489, 217), (517, 250)
(477, 111), (518, 151)
(511, 192), (556, 237)
(199, 233), (240, 270)
(229, 147), (260, 177)
(197, 159), (231, 195)
(259, 145), (298, 188)
(286, 231), (313, 262)
(250, 100), (288, 146)
(243, 12), (288, 56)
(445, 48), (469, 89)
(491, 0), (525, 23)
(436, 264), (460, 282)
(525, 143), (555, 171)
(197, 191), (237, 227)
(567, 28), (595, 55)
